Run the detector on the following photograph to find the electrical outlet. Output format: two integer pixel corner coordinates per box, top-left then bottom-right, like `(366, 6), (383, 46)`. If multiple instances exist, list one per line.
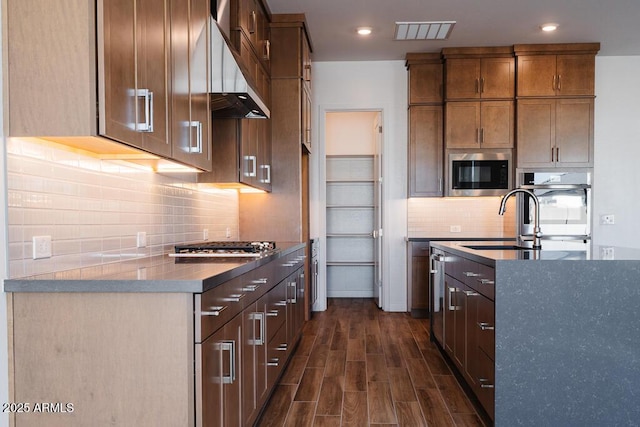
(136, 231), (147, 248)
(450, 225), (462, 233)
(600, 214), (615, 225)
(203, 229), (209, 240)
(601, 247), (615, 260)
(33, 235), (52, 259)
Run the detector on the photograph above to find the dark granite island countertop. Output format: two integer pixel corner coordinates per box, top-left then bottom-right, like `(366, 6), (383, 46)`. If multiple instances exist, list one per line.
(4, 241), (306, 293)
(430, 240), (640, 426)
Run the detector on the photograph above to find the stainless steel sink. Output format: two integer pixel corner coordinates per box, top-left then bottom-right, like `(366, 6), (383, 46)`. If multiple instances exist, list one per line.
(463, 244), (532, 251)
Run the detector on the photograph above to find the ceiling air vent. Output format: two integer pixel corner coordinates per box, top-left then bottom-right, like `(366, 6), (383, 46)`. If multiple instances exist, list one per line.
(394, 21), (456, 40)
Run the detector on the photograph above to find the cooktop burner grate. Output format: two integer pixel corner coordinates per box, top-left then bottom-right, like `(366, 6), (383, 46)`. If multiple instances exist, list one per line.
(170, 241), (276, 258)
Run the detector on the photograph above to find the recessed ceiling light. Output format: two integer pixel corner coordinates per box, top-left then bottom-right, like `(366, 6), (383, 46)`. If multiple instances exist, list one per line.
(357, 27), (372, 36)
(541, 23), (559, 32)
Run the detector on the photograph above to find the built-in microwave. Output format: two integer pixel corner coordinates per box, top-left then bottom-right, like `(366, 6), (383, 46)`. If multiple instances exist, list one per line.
(447, 151), (512, 196)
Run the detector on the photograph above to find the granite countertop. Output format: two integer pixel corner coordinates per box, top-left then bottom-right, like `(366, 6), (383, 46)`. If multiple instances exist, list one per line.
(4, 242), (306, 293)
(430, 239), (640, 266)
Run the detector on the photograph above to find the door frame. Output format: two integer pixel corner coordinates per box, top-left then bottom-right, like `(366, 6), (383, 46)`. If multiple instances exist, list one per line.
(314, 105), (388, 311)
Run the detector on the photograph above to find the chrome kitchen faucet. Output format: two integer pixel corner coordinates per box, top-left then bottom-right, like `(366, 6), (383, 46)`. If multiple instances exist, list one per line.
(498, 188), (542, 249)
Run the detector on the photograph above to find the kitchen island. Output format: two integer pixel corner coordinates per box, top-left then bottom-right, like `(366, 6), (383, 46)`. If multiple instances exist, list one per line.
(4, 242), (307, 427)
(430, 240), (640, 426)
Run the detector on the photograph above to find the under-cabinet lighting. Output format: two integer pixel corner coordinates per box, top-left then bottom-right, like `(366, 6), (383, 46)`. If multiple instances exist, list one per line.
(357, 27), (372, 36)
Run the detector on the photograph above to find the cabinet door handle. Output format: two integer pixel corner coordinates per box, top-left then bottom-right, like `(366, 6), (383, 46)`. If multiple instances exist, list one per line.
(135, 88), (154, 132)
(249, 312), (265, 345)
(478, 322), (495, 331)
(214, 341), (236, 384)
(447, 287), (458, 311)
(223, 293), (246, 303)
(189, 121), (203, 153)
(557, 74), (562, 91)
(260, 164), (271, 184)
(551, 147), (555, 162)
(263, 40), (270, 61)
(244, 155), (257, 177)
(478, 378), (494, 389)
(288, 281), (297, 304)
(552, 75), (557, 91)
(556, 147), (559, 162)
(480, 77), (485, 94)
(201, 305), (227, 316)
(476, 128), (481, 144)
(249, 10), (256, 34)
(267, 357), (279, 367)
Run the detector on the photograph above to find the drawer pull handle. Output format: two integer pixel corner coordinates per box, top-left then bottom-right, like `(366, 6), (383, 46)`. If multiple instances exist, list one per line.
(224, 293), (246, 302)
(276, 344), (288, 351)
(478, 378), (494, 389)
(463, 271), (480, 277)
(478, 322), (495, 331)
(243, 284), (260, 292)
(282, 262), (295, 267)
(202, 305), (227, 316)
(463, 290), (479, 297)
(267, 358), (279, 367)
(478, 278), (495, 285)
(266, 310), (279, 317)
(276, 300), (287, 307)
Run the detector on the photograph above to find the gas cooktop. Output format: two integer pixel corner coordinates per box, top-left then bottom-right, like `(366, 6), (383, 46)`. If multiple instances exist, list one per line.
(170, 241), (276, 258)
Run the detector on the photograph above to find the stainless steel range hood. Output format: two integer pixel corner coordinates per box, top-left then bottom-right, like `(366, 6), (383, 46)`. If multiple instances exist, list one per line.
(209, 17), (270, 119)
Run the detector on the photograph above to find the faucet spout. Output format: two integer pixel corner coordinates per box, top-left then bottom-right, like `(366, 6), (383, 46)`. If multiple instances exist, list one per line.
(498, 188), (542, 249)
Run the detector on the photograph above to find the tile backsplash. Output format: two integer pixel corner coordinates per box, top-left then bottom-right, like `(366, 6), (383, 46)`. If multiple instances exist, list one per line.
(6, 138), (239, 278)
(408, 197), (516, 238)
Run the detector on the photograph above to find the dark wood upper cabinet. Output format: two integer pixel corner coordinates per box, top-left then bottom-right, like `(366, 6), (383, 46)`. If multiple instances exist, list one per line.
(514, 43), (600, 97)
(443, 47), (515, 100)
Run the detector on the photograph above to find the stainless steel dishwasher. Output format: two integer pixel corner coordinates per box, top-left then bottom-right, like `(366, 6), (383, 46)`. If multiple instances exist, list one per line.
(430, 248), (446, 346)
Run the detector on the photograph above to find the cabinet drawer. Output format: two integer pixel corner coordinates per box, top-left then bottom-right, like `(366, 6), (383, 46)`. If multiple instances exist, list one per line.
(196, 278), (245, 342)
(476, 295), (495, 359)
(463, 261), (495, 300)
(411, 242), (430, 256)
(265, 280), (287, 342)
(266, 323), (289, 389)
(444, 251), (465, 283)
(474, 348), (495, 420)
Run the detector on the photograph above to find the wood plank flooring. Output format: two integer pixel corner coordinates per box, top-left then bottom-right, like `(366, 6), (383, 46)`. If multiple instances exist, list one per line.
(257, 298), (487, 427)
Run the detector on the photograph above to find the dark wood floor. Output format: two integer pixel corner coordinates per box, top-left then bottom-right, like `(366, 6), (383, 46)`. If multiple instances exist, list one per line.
(257, 298), (486, 426)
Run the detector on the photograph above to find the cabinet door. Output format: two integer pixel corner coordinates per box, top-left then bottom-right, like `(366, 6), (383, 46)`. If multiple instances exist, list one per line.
(516, 55), (557, 97)
(410, 243), (430, 312)
(445, 102), (481, 149)
(258, 119), (273, 191)
(555, 98), (594, 167)
(446, 58), (481, 100)
(410, 62), (443, 104)
(481, 57), (515, 99)
(171, 0), (211, 170)
(201, 314), (242, 427)
(240, 119), (259, 187)
(242, 301), (267, 426)
(236, 0), (257, 46)
(409, 106), (443, 197)
(516, 99), (556, 168)
(556, 54), (595, 96)
(480, 101), (514, 148)
(101, 0), (170, 156)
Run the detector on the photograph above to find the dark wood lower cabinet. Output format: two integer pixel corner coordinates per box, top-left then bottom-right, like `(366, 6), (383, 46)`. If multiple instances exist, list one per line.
(440, 254), (495, 422)
(199, 247), (307, 427)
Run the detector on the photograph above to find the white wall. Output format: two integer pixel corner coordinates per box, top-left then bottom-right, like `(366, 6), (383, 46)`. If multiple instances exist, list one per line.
(312, 60), (408, 312)
(593, 56), (640, 249)
(0, 5), (9, 424)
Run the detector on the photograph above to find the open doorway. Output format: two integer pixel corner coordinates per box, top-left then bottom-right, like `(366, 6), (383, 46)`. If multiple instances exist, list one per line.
(324, 111), (383, 307)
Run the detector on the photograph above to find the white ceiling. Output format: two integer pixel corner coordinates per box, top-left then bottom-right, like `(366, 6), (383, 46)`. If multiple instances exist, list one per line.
(266, 0), (640, 61)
